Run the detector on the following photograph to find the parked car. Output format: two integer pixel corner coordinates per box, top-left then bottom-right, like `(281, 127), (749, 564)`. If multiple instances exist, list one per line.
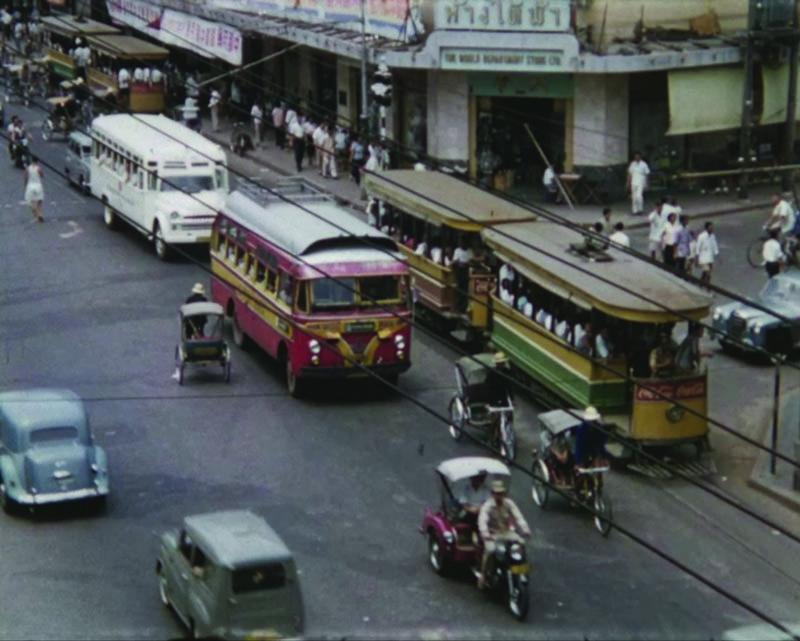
(711, 272), (800, 357)
(64, 130), (92, 194)
(156, 510), (304, 640)
(0, 389), (110, 514)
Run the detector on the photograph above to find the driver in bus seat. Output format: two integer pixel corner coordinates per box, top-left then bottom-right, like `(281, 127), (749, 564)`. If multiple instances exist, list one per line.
(649, 332), (677, 378)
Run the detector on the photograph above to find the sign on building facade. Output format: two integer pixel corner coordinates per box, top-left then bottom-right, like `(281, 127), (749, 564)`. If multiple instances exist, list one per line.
(432, 0), (571, 32)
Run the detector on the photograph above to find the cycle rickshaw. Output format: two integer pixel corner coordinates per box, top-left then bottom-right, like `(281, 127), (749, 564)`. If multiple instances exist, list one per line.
(42, 96), (79, 141)
(448, 352), (517, 461)
(530, 408), (613, 536)
(175, 302), (232, 385)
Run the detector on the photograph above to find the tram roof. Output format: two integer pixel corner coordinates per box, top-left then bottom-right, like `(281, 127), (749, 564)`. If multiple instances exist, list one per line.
(222, 184), (400, 260)
(483, 223), (712, 322)
(41, 16), (120, 38)
(364, 170), (538, 231)
(86, 34), (169, 60)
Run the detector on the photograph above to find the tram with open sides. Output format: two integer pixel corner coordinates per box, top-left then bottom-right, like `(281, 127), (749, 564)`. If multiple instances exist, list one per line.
(364, 170), (537, 340)
(366, 170), (714, 462)
(41, 15), (119, 82)
(210, 180), (413, 397)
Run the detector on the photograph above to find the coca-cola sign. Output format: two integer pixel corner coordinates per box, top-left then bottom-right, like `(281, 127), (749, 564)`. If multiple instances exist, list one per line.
(635, 377), (706, 403)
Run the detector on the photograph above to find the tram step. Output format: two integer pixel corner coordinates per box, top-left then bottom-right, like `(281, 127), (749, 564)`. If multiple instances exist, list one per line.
(628, 457), (717, 479)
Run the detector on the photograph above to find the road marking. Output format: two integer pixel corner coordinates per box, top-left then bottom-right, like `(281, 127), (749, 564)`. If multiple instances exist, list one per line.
(59, 221), (83, 239)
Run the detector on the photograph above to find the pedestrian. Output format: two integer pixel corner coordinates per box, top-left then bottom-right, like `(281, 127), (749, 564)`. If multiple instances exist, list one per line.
(289, 117), (305, 171)
(597, 207), (613, 233)
(662, 212), (678, 267)
(675, 214), (693, 273)
(312, 121), (326, 172)
(609, 222), (630, 248)
(24, 155), (44, 223)
(303, 116), (316, 164)
(250, 99), (263, 146)
(626, 151), (650, 216)
(208, 87), (221, 132)
(180, 95), (200, 131)
(350, 134), (365, 185)
(647, 198), (666, 260)
(118, 66), (131, 108)
(762, 227), (784, 278)
(321, 123), (338, 178)
(271, 102), (286, 149)
(695, 221), (719, 285)
(542, 164), (559, 203)
(365, 140), (380, 173)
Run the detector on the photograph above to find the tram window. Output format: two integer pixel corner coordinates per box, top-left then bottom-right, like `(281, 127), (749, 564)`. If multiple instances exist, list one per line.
(278, 275), (295, 305)
(297, 282), (309, 312)
(148, 171), (158, 191)
(215, 232), (225, 253)
(360, 276), (400, 303)
(255, 262), (266, 284)
(266, 269), (278, 293)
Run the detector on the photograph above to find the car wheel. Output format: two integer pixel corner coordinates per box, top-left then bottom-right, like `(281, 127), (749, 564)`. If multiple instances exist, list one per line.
(79, 174), (89, 195)
(157, 567), (171, 608)
(428, 532), (446, 576)
(0, 477), (16, 515)
(153, 221), (170, 261)
(231, 310), (248, 349)
(103, 203), (117, 230)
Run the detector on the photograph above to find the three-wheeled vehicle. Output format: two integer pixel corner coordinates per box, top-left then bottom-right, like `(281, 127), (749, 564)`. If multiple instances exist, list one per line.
(421, 457), (531, 621)
(3, 62), (31, 106)
(530, 408), (613, 536)
(175, 302), (231, 385)
(42, 96), (78, 141)
(448, 353), (517, 461)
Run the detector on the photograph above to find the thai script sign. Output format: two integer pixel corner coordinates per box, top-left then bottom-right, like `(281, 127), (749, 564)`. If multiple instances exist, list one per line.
(105, 0), (243, 66)
(634, 377), (707, 403)
(433, 0), (571, 32)
(207, 0), (424, 42)
(441, 47), (568, 72)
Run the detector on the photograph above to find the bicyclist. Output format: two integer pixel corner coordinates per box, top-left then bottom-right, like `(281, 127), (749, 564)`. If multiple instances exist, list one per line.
(764, 193), (795, 240)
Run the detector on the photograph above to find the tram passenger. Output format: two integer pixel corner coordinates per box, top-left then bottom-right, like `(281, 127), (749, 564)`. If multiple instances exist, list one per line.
(430, 239), (443, 265)
(649, 332), (678, 378)
(675, 323), (712, 373)
(595, 327), (614, 362)
(576, 321), (595, 355)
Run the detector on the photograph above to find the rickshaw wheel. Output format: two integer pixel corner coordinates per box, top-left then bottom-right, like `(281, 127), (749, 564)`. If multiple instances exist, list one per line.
(427, 532), (446, 576)
(178, 363), (185, 386)
(224, 361), (231, 383)
(498, 415), (516, 462)
(593, 491), (613, 537)
(448, 396), (465, 441)
(531, 459), (550, 508)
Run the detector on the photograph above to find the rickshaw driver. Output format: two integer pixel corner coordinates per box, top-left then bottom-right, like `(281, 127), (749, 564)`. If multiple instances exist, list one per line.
(486, 352), (513, 408)
(574, 406), (608, 469)
(457, 469), (491, 526)
(477, 480), (531, 588)
(184, 283), (208, 338)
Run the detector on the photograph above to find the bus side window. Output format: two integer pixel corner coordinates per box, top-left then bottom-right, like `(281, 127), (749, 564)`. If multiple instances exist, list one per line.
(246, 253), (255, 277)
(255, 262), (266, 284)
(148, 170), (157, 191)
(266, 269), (277, 293)
(296, 281), (309, 312)
(235, 246), (245, 269)
(226, 241), (235, 262)
(278, 274), (294, 305)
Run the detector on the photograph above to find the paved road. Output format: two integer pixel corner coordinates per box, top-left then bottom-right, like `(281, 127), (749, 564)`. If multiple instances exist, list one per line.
(1, 103), (799, 640)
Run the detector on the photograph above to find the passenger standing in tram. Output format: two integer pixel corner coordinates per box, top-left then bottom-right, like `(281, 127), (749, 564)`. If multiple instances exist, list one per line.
(576, 321), (595, 355)
(595, 327), (613, 362)
(453, 238), (473, 313)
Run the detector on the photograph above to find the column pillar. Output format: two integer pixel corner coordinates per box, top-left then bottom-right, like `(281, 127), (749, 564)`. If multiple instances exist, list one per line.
(426, 70), (469, 170)
(572, 74), (629, 168)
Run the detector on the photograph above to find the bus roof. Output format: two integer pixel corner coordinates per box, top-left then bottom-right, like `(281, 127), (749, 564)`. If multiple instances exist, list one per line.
(223, 183), (400, 260)
(41, 15), (120, 38)
(86, 34), (169, 60)
(90, 114), (226, 164)
(483, 223), (712, 322)
(364, 170), (538, 231)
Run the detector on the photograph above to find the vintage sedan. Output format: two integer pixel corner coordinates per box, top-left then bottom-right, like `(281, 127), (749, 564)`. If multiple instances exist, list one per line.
(156, 510), (304, 640)
(0, 389), (110, 513)
(712, 272), (800, 357)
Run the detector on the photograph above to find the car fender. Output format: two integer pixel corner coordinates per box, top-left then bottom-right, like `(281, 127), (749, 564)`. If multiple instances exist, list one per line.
(0, 454), (24, 499)
(187, 590), (211, 636)
(92, 446), (110, 492)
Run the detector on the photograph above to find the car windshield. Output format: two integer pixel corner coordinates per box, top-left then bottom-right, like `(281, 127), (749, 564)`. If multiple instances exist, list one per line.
(231, 563), (287, 594)
(311, 278), (356, 310)
(760, 276), (799, 302)
(29, 426), (79, 445)
(160, 175), (215, 193)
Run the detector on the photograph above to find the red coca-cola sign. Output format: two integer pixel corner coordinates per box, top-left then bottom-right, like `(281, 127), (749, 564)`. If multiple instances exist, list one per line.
(635, 377), (706, 402)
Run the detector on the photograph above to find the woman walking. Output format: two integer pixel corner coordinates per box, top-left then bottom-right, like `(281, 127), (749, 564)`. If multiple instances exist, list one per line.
(24, 156), (44, 223)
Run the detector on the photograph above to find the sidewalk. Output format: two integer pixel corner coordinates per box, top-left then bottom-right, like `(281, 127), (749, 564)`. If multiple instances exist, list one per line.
(202, 116), (774, 229)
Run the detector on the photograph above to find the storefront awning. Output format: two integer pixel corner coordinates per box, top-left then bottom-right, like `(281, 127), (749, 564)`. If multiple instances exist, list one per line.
(667, 66), (744, 136)
(761, 64), (800, 126)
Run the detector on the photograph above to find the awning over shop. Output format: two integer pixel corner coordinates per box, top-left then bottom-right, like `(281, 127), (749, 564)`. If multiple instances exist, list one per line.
(667, 66), (744, 136)
(761, 64), (800, 125)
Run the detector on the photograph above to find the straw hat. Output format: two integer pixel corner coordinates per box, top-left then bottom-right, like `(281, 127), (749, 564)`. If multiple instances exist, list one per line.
(583, 406), (601, 422)
(493, 351), (509, 365)
(191, 283), (206, 295)
(490, 480), (507, 494)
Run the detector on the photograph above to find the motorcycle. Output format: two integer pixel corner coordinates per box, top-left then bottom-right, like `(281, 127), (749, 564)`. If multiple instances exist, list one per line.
(9, 133), (31, 168)
(480, 533), (531, 621)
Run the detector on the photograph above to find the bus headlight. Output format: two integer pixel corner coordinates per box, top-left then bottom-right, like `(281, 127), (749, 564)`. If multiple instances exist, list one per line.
(394, 335), (406, 351)
(308, 339), (321, 355)
(169, 211), (180, 220)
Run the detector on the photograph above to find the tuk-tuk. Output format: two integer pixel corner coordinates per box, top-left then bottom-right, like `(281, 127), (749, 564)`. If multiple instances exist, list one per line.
(448, 352), (516, 461)
(530, 408), (613, 536)
(175, 302), (231, 385)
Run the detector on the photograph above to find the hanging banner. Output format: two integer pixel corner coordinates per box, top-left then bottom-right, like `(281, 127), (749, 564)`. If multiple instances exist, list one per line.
(105, 0), (243, 66)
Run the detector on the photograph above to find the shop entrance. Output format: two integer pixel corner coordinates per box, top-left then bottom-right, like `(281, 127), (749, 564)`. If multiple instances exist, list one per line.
(475, 96), (565, 195)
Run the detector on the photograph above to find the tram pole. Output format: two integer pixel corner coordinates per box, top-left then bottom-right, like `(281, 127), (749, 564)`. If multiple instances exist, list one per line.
(771, 356), (782, 475)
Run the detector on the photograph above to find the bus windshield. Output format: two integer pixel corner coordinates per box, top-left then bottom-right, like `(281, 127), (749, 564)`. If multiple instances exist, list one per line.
(160, 174), (216, 193)
(310, 276), (402, 311)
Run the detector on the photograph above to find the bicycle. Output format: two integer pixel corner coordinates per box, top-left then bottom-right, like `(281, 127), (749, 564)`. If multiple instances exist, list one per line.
(747, 229), (799, 269)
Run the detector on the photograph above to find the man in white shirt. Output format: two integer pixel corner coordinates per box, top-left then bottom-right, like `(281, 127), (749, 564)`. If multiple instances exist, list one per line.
(648, 199), (666, 259)
(542, 164), (558, 203)
(453, 242), (473, 266)
(312, 122), (326, 172)
(765, 193), (795, 238)
(208, 88), (221, 132)
(414, 239), (428, 257)
(762, 227), (784, 278)
(595, 327), (613, 362)
(118, 67), (131, 107)
(609, 222), (630, 248)
(626, 152), (650, 216)
(250, 100), (263, 145)
(661, 212), (678, 267)
(695, 221), (720, 284)
(499, 263), (515, 286)
(289, 118), (305, 171)
(320, 124), (338, 178)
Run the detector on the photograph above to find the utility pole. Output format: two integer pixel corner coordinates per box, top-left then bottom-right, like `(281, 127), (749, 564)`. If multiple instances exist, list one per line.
(738, 0), (756, 200)
(360, 0), (369, 136)
(781, 15), (799, 192)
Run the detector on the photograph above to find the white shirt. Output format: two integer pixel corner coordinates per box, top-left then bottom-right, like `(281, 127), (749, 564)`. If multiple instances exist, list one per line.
(430, 247), (442, 264)
(543, 166), (556, 188)
(574, 323), (586, 346)
(414, 242), (428, 256)
(523, 301), (533, 318)
(662, 203), (682, 217)
(285, 109), (297, 126)
(453, 247), (473, 265)
(250, 104), (263, 122)
(609, 230), (630, 248)
(662, 220), (677, 246)
(181, 98), (198, 120)
(208, 90), (221, 109)
(555, 320), (569, 340)
(628, 159), (650, 188)
(289, 120), (304, 139)
(312, 125), (326, 146)
(150, 69), (163, 84)
(695, 230), (719, 265)
(772, 199), (795, 233)
(499, 263), (515, 284)
(763, 238), (784, 263)
(648, 208), (665, 242)
(118, 68), (130, 89)
(133, 68), (145, 82)
(596, 333), (611, 359)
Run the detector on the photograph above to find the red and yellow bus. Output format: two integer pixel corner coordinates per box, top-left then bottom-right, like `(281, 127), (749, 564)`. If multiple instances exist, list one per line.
(211, 181), (412, 396)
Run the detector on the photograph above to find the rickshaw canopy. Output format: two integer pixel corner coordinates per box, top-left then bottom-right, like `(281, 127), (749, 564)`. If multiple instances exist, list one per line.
(180, 302), (224, 318)
(455, 353), (497, 384)
(537, 409), (584, 437)
(436, 456), (511, 484)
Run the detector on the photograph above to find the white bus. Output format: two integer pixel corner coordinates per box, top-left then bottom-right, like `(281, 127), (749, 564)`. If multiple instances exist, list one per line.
(90, 113), (229, 260)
